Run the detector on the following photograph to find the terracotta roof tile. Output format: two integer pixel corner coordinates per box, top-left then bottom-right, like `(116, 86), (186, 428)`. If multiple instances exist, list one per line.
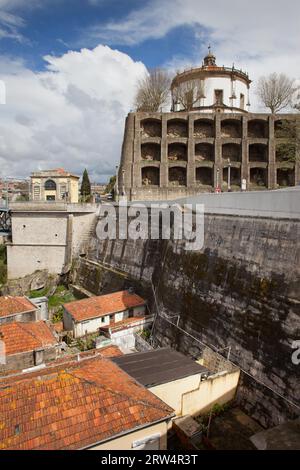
(63, 290), (146, 322)
(0, 297), (36, 318)
(0, 321), (57, 356)
(0, 355), (173, 450)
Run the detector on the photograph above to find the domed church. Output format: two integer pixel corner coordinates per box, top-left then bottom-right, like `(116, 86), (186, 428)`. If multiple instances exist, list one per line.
(171, 47), (251, 113)
(118, 49), (299, 201)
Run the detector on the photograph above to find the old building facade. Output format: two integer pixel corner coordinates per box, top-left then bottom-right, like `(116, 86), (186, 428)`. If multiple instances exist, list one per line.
(31, 168), (79, 203)
(118, 51), (299, 201)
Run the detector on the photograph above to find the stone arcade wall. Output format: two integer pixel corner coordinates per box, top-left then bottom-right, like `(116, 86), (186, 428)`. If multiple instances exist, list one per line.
(119, 112), (300, 201)
(73, 199), (300, 428)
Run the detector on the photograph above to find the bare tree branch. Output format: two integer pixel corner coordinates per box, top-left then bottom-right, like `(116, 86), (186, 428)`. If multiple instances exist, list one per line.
(134, 68), (171, 112)
(172, 79), (205, 111)
(256, 73), (298, 114)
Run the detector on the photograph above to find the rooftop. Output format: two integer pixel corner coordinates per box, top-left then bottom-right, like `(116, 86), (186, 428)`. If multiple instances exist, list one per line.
(0, 354), (173, 450)
(0, 296), (37, 318)
(112, 347), (210, 387)
(0, 321), (57, 355)
(31, 168), (79, 179)
(64, 290), (146, 323)
(100, 316), (149, 333)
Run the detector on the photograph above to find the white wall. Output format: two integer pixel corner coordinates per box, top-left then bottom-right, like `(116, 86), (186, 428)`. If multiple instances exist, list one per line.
(150, 370), (240, 417)
(7, 245), (66, 279)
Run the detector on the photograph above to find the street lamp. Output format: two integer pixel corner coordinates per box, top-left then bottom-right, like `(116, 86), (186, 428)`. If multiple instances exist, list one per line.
(115, 165), (119, 202)
(227, 158), (231, 192)
(215, 167), (220, 193)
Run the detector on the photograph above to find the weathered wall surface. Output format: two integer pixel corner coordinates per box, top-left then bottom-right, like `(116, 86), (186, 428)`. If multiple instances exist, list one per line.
(6, 203), (98, 279)
(74, 212), (300, 428)
(0, 346), (58, 372)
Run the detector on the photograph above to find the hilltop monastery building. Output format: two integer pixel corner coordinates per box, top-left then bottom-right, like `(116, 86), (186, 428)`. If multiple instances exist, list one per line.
(118, 49), (299, 201)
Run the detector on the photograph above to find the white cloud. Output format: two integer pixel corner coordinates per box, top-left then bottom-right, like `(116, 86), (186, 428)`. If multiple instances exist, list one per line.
(85, 0), (300, 109)
(0, 45), (146, 181)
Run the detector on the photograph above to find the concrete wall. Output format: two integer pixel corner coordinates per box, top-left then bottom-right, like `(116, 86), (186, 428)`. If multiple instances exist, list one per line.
(0, 345), (58, 372)
(181, 370), (240, 416)
(149, 370), (239, 417)
(89, 421), (168, 451)
(0, 310), (37, 325)
(179, 187), (300, 219)
(7, 203), (98, 279)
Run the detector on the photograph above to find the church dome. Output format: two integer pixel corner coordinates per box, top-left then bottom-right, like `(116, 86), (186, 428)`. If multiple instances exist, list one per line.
(171, 47), (251, 114)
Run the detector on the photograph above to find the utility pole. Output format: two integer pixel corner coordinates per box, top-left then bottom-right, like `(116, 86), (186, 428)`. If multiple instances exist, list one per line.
(5, 180), (8, 208)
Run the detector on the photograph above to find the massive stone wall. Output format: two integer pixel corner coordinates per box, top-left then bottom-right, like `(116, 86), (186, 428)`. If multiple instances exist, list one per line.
(119, 112), (300, 201)
(74, 211), (300, 428)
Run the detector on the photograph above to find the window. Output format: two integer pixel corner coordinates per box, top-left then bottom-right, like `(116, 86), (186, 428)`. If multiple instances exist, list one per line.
(46, 195), (55, 201)
(33, 185), (41, 201)
(34, 349), (44, 366)
(60, 184), (67, 199)
(101, 317), (106, 323)
(45, 179), (57, 190)
(240, 93), (245, 110)
(214, 90), (223, 106)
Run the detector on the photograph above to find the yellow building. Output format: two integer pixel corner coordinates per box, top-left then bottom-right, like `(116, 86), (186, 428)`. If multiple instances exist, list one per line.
(31, 168), (79, 203)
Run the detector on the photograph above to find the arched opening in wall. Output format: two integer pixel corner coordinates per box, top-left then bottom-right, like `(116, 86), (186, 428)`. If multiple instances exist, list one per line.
(223, 167), (241, 189)
(167, 119), (188, 138)
(196, 167), (213, 187)
(248, 120), (268, 138)
(277, 168), (295, 187)
(194, 119), (214, 138)
(221, 119), (242, 138)
(168, 143), (187, 161)
(274, 119), (295, 138)
(222, 143), (241, 162)
(141, 119), (161, 138)
(141, 143), (161, 161)
(195, 143), (214, 162)
(45, 180), (57, 190)
(249, 144), (268, 162)
(169, 167), (187, 186)
(276, 142), (296, 162)
(142, 167), (160, 186)
(250, 168), (268, 188)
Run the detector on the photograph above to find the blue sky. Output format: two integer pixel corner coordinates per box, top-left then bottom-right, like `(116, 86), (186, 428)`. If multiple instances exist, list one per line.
(0, 0), (201, 71)
(0, 0), (299, 182)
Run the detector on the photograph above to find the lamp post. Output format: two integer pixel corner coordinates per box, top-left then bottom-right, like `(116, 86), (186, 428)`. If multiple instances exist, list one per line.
(227, 158), (231, 192)
(215, 167), (220, 193)
(115, 165), (119, 202)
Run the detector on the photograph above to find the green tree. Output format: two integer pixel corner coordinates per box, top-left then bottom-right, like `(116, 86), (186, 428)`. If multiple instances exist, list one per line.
(80, 169), (91, 198)
(105, 175), (116, 196)
(276, 120), (300, 163)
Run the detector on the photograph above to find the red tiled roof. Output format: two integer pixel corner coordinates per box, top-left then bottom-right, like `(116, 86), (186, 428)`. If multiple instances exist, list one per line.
(98, 345), (123, 358)
(0, 321), (57, 355)
(52, 321), (64, 333)
(0, 355), (173, 450)
(64, 290), (146, 322)
(0, 296), (36, 318)
(100, 316), (147, 333)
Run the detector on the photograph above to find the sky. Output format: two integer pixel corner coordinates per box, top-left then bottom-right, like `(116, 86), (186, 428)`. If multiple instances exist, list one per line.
(0, 0), (299, 182)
